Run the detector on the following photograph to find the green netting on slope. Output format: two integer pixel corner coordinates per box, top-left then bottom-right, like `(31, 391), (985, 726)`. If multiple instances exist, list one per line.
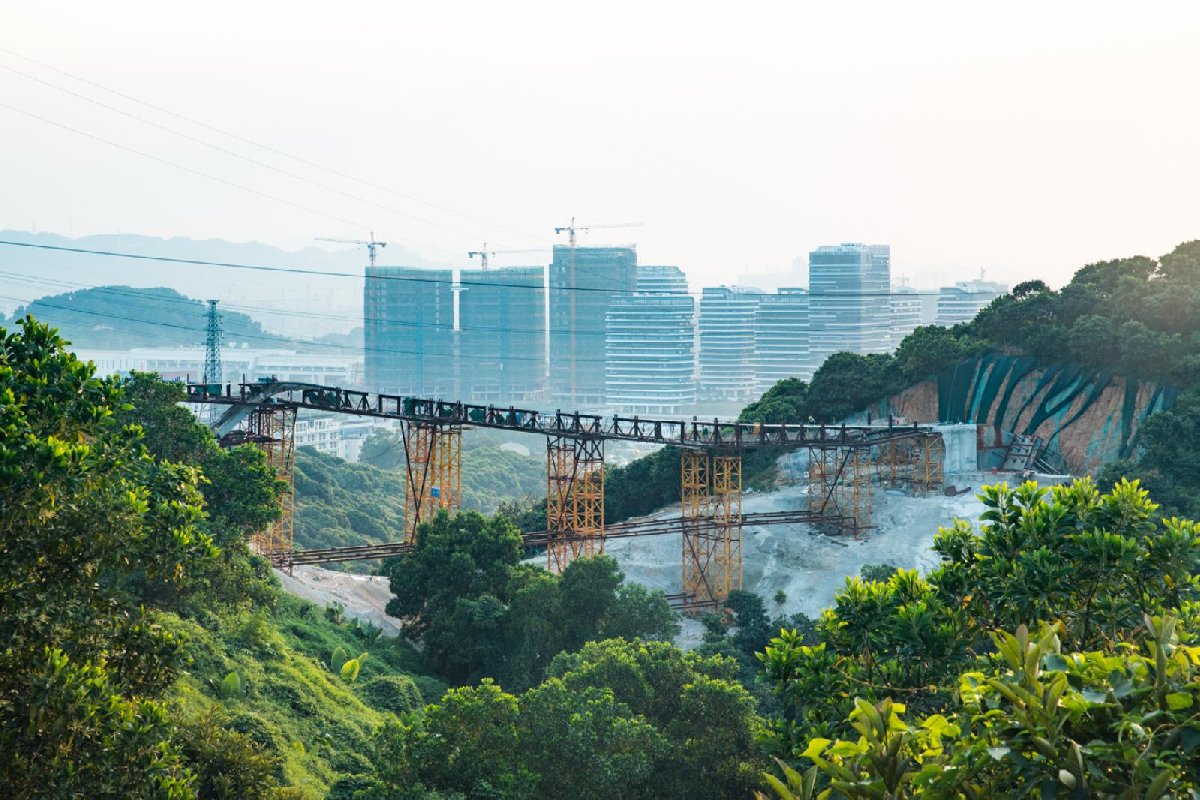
(1054, 369), (1114, 438)
(1012, 363), (1065, 431)
(1023, 363), (1088, 437)
(974, 356), (1016, 425)
(991, 357), (1039, 429)
(939, 359), (982, 422)
(1117, 377), (1140, 458)
(965, 356), (996, 423)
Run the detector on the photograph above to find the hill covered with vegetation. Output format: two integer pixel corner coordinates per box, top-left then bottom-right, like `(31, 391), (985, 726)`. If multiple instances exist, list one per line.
(4, 285), (283, 350)
(0, 327), (448, 799)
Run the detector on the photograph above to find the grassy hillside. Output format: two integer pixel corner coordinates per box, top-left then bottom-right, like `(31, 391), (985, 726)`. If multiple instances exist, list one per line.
(166, 592), (445, 799)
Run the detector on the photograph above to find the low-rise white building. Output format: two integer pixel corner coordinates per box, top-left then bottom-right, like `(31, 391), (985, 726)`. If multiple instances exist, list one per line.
(73, 347), (360, 387)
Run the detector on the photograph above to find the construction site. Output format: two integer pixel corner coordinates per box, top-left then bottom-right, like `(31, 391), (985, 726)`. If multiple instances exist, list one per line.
(181, 378), (1067, 622)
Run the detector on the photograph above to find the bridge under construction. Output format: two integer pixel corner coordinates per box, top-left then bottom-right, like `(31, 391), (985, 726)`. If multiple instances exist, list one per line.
(188, 381), (945, 612)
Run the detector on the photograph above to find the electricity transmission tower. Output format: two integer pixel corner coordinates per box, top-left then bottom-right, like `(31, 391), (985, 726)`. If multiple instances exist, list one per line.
(202, 300), (223, 419)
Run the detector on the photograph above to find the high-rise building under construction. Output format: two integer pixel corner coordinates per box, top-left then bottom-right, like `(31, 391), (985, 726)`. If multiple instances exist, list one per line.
(458, 266), (546, 404)
(549, 245), (637, 408)
(363, 266), (455, 396)
(605, 265), (694, 414)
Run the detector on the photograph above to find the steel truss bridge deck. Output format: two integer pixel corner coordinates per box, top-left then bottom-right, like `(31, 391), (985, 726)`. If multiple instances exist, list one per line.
(268, 509), (850, 569)
(186, 381), (935, 449)
(187, 380), (943, 613)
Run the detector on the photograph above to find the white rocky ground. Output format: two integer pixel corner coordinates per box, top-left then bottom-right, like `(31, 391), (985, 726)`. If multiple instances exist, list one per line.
(276, 566), (404, 637)
(605, 475), (989, 645)
(279, 474), (990, 648)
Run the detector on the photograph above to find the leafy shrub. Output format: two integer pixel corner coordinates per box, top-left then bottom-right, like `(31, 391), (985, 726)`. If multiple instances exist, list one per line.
(357, 675), (425, 715)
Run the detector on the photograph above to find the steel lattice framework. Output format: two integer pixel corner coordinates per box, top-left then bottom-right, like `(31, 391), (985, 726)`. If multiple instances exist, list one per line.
(546, 435), (604, 572)
(679, 451), (744, 613)
(680, 450), (714, 611)
(402, 422), (463, 542)
(244, 405), (296, 558)
(193, 381), (946, 598)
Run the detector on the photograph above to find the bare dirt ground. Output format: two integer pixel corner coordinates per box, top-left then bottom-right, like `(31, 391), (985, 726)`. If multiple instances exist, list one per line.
(276, 566), (405, 637)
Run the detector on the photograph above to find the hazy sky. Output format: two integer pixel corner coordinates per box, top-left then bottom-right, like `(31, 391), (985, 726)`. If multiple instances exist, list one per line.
(4, 1), (1199, 290)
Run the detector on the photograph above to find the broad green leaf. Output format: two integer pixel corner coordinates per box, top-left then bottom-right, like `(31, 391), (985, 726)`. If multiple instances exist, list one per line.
(1166, 692), (1193, 711)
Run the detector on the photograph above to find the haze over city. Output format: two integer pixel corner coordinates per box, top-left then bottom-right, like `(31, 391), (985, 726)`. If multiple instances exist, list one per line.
(4, 0), (1199, 292)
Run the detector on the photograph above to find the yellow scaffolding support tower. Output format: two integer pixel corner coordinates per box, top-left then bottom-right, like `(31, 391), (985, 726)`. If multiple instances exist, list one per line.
(912, 434), (946, 495)
(402, 421), (440, 543)
(712, 454), (743, 600)
(434, 425), (462, 513)
(247, 405), (296, 559)
(680, 450), (713, 612)
(807, 446), (840, 515)
(680, 450), (742, 613)
(875, 438), (913, 489)
(836, 448), (873, 536)
(545, 435), (604, 572)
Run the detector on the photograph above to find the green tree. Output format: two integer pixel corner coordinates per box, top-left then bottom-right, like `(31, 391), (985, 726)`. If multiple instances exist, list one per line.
(758, 478), (1200, 765)
(517, 678), (668, 800)
(0, 318), (213, 798)
(385, 512), (676, 687)
(803, 353), (898, 422)
(358, 428), (406, 470)
(367, 680), (534, 798)
(768, 618), (1200, 799)
(113, 372), (282, 612)
(891, 326), (979, 382)
(740, 378), (809, 424)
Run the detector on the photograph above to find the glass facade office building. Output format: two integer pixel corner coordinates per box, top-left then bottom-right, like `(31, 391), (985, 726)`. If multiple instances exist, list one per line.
(605, 266), (695, 414)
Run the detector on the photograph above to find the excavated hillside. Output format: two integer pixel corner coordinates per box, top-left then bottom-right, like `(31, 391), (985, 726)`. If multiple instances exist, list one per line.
(861, 356), (1175, 474)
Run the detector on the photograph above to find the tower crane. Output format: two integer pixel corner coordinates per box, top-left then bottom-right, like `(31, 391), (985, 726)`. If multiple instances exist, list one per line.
(553, 218), (643, 248)
(315, 231), (388, 267)
(466, 244), (548, 271)
(552, 218), (644, 405)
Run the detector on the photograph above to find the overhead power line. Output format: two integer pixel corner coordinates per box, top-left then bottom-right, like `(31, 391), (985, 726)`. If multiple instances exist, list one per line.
(0, 240), (941, 298)
(0, 291), (614, 367)
(0, 61), (521, 248)
(0, 268), (618, 341)
(0, 45), (553, 246)
(0, 101), (469, 261)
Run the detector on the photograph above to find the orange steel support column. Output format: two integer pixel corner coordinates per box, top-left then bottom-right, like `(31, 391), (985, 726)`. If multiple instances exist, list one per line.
(434, 425), (462, 512)
(913, 434), (945, 496)
(402, 421), (440, 543)
(248, 406), (296, 560)
(680, 450), (713, 613)
(545, 435), (604, 572)
(836, 448), (873, 536)
(808, 446), (838, 515)
(712, 454), (743, 601)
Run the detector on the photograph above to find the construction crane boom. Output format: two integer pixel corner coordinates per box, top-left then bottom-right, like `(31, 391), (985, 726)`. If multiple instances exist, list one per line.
(553, 217), (643, 248)
(316, 231), (388, 267)
(466, 243), (547, 271)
